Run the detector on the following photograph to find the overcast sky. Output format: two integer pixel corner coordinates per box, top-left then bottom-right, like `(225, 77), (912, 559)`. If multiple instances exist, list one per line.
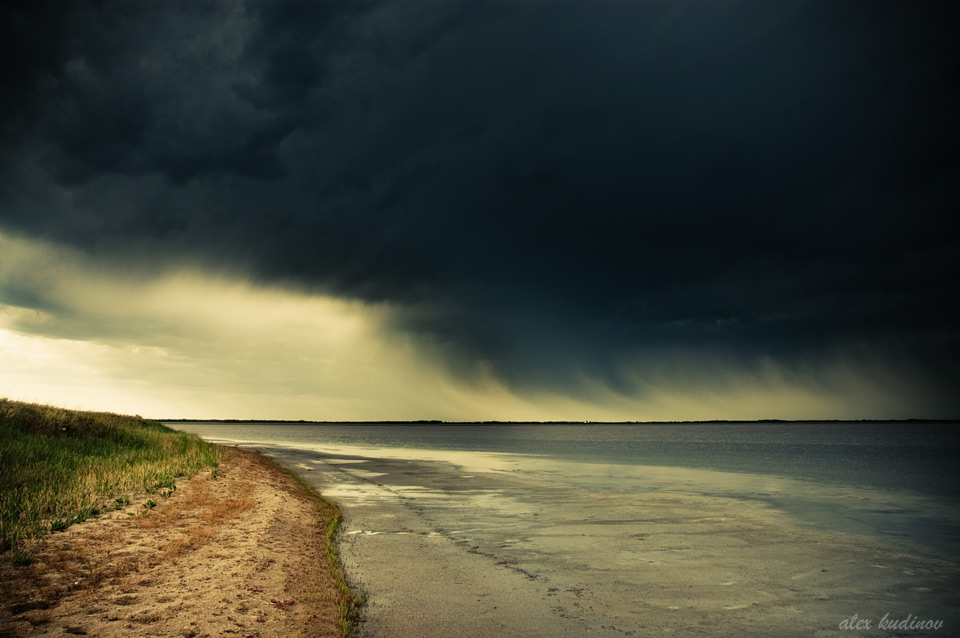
(1, 0), (956, 420)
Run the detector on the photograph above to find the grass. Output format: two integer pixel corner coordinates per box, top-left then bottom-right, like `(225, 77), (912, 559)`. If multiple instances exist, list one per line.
(0, 400), (361, 636)
(0, 398), (221, 554)
(324, 507), (366, 636)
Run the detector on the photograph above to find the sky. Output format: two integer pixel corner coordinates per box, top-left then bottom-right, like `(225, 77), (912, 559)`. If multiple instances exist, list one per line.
(0, 0), (957, 421)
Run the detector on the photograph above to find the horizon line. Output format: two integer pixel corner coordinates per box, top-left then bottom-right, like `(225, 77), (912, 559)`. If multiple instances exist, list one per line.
(159, 418), (958, 425)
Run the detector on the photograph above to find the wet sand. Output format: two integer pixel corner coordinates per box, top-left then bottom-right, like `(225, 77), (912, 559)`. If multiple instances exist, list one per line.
(242, 442), (958, 638)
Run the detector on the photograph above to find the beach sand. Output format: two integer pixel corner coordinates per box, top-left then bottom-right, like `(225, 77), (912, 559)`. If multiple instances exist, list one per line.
(257, 443), (959, 638)
(0, 448), (341, 638)
(4, 440), (957, 638)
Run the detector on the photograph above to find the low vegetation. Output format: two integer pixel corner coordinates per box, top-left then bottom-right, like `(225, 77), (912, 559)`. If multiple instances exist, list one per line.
(0, 398), (221, 554)
(0, 399), (360, 636)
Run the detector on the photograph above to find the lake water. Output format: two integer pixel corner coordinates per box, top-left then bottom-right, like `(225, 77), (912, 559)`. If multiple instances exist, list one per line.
(168, 421), (960, 637)
(168, 421), (960, 491)
(169, 421), (960, 549)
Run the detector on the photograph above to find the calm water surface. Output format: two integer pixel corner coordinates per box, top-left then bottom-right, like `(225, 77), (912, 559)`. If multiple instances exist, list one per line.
(168, 421), (960, 636)
(169, 421), (960, 496)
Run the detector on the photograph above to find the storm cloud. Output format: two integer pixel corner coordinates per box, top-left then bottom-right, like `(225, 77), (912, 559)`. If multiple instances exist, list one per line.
(1, 0), (957, 418)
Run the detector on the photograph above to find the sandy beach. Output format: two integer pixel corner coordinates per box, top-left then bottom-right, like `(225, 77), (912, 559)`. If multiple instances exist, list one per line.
(0, 448), (342, 638)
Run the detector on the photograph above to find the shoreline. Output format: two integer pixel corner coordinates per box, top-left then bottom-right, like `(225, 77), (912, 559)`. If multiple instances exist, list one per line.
(254, 441), (960, 638)
(5, 427), (957, 637)
(0, 447), (355, 638)
(161, 418), (959, 425)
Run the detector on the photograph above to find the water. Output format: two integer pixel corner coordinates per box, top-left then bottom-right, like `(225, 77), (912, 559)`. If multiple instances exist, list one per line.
(168, 421), (960, 552)
(168, 421), (960, 637)
(169, 421), (960, 496)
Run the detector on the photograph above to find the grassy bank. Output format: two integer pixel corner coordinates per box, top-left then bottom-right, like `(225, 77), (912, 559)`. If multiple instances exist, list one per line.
(0, 398), (222, 554)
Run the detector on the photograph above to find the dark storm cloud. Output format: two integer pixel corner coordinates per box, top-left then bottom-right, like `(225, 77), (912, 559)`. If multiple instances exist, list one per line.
(1, 0), (957, 409)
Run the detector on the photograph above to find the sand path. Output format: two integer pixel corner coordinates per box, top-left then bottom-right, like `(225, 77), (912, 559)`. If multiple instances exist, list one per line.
(0, 447), (341, 638)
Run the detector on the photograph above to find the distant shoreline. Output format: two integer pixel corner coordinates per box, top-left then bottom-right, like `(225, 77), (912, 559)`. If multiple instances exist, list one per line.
(160, 418), (958, 425)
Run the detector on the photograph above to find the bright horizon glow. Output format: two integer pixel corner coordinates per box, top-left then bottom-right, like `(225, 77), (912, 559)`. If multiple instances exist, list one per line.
(0, 232), (941, 421)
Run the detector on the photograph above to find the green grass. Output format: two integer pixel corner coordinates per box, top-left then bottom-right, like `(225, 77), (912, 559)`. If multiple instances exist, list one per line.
(0, 398), (221, 553)
(323, 506), (366, 636)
